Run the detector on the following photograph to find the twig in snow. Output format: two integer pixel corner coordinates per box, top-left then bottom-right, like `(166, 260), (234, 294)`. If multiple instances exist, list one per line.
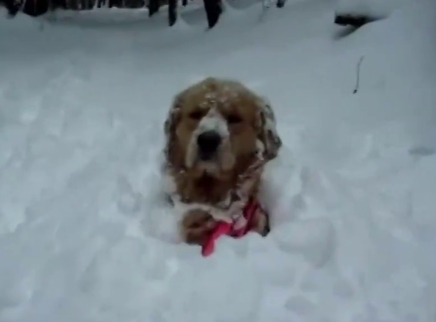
(353, 55), (365, 94)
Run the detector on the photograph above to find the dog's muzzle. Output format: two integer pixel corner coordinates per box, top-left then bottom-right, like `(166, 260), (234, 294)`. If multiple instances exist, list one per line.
(197, 130), (222, 160)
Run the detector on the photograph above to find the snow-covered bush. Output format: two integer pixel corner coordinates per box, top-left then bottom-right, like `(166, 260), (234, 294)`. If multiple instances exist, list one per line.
(335, 0), (410, 26)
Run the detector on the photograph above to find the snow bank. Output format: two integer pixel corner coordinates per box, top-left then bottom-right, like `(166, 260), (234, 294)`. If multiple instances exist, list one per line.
(0, 0), (435, 321)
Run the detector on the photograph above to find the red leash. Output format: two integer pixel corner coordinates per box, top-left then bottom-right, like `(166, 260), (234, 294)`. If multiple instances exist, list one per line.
(201, 199), (261, 257)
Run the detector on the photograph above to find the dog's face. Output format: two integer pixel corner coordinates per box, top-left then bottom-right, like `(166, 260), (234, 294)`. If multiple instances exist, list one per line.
(175, 88), (261, 177)
(165, 78), (281, 178)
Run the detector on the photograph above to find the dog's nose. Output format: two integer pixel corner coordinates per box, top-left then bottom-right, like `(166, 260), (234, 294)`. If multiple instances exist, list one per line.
(197, 130), (222, 159)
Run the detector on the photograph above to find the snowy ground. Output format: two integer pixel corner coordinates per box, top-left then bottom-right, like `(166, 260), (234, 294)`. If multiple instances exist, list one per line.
(1, 0), (436, 321)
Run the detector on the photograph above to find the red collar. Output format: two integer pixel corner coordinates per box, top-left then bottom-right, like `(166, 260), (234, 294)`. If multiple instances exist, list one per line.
(202, 198), (261, 257)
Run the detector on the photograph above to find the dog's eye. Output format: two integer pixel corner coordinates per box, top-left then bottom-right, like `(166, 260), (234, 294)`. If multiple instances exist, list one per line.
(189, 111), (204, 120)
(226, 114), (242, 124)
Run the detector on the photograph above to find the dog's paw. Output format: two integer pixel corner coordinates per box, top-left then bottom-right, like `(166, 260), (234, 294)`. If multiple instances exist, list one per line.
(252, 207), (270, 236)
(181, 209), (218, 246)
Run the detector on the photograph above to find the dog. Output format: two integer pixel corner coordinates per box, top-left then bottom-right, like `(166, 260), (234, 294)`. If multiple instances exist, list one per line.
(162, 77), (282, 246)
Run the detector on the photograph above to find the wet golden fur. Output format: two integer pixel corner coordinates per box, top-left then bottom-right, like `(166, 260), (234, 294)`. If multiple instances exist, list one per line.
(164, 77), (281, 245)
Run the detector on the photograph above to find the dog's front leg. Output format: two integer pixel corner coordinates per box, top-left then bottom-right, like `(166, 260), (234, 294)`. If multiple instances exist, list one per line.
(251, 207), (270, 236)
(180, 209), (218, 246)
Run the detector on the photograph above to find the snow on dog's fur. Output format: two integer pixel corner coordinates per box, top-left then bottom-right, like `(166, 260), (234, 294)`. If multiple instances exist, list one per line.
(162, 77), (282, 245)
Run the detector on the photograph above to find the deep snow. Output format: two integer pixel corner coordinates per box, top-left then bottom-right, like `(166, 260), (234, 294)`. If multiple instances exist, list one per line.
(0, 0), (436, 321)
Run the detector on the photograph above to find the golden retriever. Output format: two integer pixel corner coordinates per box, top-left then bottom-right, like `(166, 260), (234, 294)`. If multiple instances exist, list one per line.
(162, 77), (282, 246)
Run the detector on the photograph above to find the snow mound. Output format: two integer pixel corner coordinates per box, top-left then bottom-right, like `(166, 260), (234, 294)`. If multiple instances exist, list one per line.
(0, 0), (436, 321)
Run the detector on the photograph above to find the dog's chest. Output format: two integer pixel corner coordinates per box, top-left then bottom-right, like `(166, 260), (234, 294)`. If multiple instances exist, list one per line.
(177, 174), (234, 205)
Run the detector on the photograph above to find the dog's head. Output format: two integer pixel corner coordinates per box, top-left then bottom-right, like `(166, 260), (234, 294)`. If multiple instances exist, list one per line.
(164, 77), (281, 178)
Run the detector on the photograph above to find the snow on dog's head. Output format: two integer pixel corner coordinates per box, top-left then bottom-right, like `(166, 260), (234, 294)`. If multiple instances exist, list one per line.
(163, 77), (282, 179)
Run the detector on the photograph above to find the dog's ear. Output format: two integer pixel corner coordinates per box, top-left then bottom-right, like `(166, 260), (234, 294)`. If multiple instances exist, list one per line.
(164, 94), (183, 166)
(257, 98), (282, 161)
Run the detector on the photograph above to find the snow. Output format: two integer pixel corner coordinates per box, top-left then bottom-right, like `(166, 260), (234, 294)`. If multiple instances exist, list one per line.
(1, 0), (436, 321)
(335, 0), (409, 18)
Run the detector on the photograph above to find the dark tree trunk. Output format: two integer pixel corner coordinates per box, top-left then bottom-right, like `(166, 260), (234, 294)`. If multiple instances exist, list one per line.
(67, 0), (79, 10)
(276, 0), (285, 8)
(109, 0), (122, 8)
(182, 0), (187, 6)
(1, 0), (21, 16)
(203, 0), (221, 29)
(22, 0), (49, 16)
(168, 0), (177, 26)
(49, 0), (67, 11)
(80, 0), (88, 9)
(148, 0), (159, 16)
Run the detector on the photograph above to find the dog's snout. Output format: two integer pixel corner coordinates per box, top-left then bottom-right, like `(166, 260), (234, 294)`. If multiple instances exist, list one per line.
(197, 131), (221, 159)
